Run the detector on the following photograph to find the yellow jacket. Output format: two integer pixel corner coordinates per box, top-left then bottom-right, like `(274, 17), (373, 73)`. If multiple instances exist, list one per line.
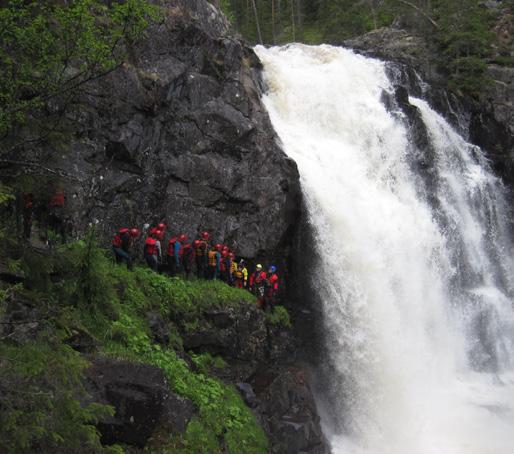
(234, 266), (248, 284)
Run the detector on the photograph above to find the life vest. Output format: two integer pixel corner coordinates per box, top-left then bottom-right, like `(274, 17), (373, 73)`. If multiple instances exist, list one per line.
(167, 237), (178, 256)
(181, 244), (193, 262)
(113, 228), (129, 248)
(208, 250), (218, 267)
(251, 271), (266, 287)
(195, 239), (208, 257)
(145, 237), (158, 255)
(23, 193), (33, 209)
(267, 273), (279, 291)
(49, 190), (65, 207)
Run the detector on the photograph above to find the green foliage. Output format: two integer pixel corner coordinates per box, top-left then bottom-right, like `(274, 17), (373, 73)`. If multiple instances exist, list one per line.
(220, 0), (236, 23)
(266, 305), (291, 328)
(0, 0), (160, 136)
(0, 183), (14, 205)
(132, 268), (255, 321)
(0, 333), (117, 453)
(432, 0), (496, 98)
(190, 352), (227, 374)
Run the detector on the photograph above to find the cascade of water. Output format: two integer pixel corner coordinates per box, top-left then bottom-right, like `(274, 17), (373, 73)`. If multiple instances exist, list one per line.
(255, 44), (514, 454)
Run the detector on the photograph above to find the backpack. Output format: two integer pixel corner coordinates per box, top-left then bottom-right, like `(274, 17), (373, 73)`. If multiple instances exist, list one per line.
(196, 240), (208, 257)
(112, 234), (122, 248)
(113, 228), (128, 248)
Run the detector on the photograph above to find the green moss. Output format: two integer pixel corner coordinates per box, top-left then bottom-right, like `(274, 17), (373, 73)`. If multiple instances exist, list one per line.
(266, 305), (292, 328)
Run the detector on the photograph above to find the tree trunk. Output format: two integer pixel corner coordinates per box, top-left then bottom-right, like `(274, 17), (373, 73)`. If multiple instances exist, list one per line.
(291, 0), (296, 41)
(250, 0), (263, 44)
(271, 0), (276, 44)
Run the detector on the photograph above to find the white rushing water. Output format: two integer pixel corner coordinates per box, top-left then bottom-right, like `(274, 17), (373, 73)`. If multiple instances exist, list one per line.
(255, 44), (514, 454)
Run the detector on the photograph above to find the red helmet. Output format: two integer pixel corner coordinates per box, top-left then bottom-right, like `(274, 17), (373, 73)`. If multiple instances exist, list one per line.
(229, 252), (235, 259)
(201, 231), (209, 240)
(179, 234), (188, 242)
(130, 228), (140, 238)
(222, 245), (229, 251)
(215, 243), (222, 251)
(149, 227), (158, 236)
(221, 250), (228, 257)
(154, 229), (163, 239)
(157, 223), (166, 230)
(194, 239), (201, 247)
(119, 228), (129, 234)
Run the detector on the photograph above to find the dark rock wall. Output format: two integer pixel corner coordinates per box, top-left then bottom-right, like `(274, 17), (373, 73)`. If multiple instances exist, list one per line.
(21, 0), (300, 259)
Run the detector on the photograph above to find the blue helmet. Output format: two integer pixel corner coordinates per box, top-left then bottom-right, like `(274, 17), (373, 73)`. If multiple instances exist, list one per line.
(269, 265), (277, 273)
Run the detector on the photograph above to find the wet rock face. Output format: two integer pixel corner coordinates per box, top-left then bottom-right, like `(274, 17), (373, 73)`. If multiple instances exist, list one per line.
(252, 366), (329, 454)
(41, 0), (300, 259)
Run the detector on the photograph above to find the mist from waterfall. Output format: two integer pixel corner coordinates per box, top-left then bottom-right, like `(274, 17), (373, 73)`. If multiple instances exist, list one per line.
(255, 44), (514, 454)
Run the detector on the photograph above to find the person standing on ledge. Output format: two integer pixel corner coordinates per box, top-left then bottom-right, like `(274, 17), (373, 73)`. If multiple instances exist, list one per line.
(208, 244), (222, 280)
(234, 260), (248, 289)
(179, 235), (194, 279)
(265, 265), (279, 311)
(112, 227), (139, 270)
(249, 264), (267, 309)
(195, 231), (210, 279)
(144, 230), (162, 271)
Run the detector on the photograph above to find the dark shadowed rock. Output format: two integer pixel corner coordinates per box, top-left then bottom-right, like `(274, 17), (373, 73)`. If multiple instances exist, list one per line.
(0, 293), (41, 345)
(160, 392), (196, 434)
(236, 382), (259, 408)
(85, 357), (194, 447)
(146, 311), (172, 345)
(253, 365), (328, 454)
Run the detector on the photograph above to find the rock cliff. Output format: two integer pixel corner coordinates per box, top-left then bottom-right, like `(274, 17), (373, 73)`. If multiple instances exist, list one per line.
(5, 0), (300, 260)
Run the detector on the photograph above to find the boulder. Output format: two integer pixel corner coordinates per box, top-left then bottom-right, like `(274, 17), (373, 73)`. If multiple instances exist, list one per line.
(85, 357), (194, 448)
(146, 311), (173, 346)
(253, 365), (328, 454)
(182, 301), (267, 364)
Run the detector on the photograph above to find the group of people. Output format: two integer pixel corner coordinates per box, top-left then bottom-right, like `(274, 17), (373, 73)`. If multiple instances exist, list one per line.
(22, 190), (73, 245)
(112, 223), (280, 311)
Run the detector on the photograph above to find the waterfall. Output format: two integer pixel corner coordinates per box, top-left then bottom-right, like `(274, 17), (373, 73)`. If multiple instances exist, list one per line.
(255, 44), (514, 454)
